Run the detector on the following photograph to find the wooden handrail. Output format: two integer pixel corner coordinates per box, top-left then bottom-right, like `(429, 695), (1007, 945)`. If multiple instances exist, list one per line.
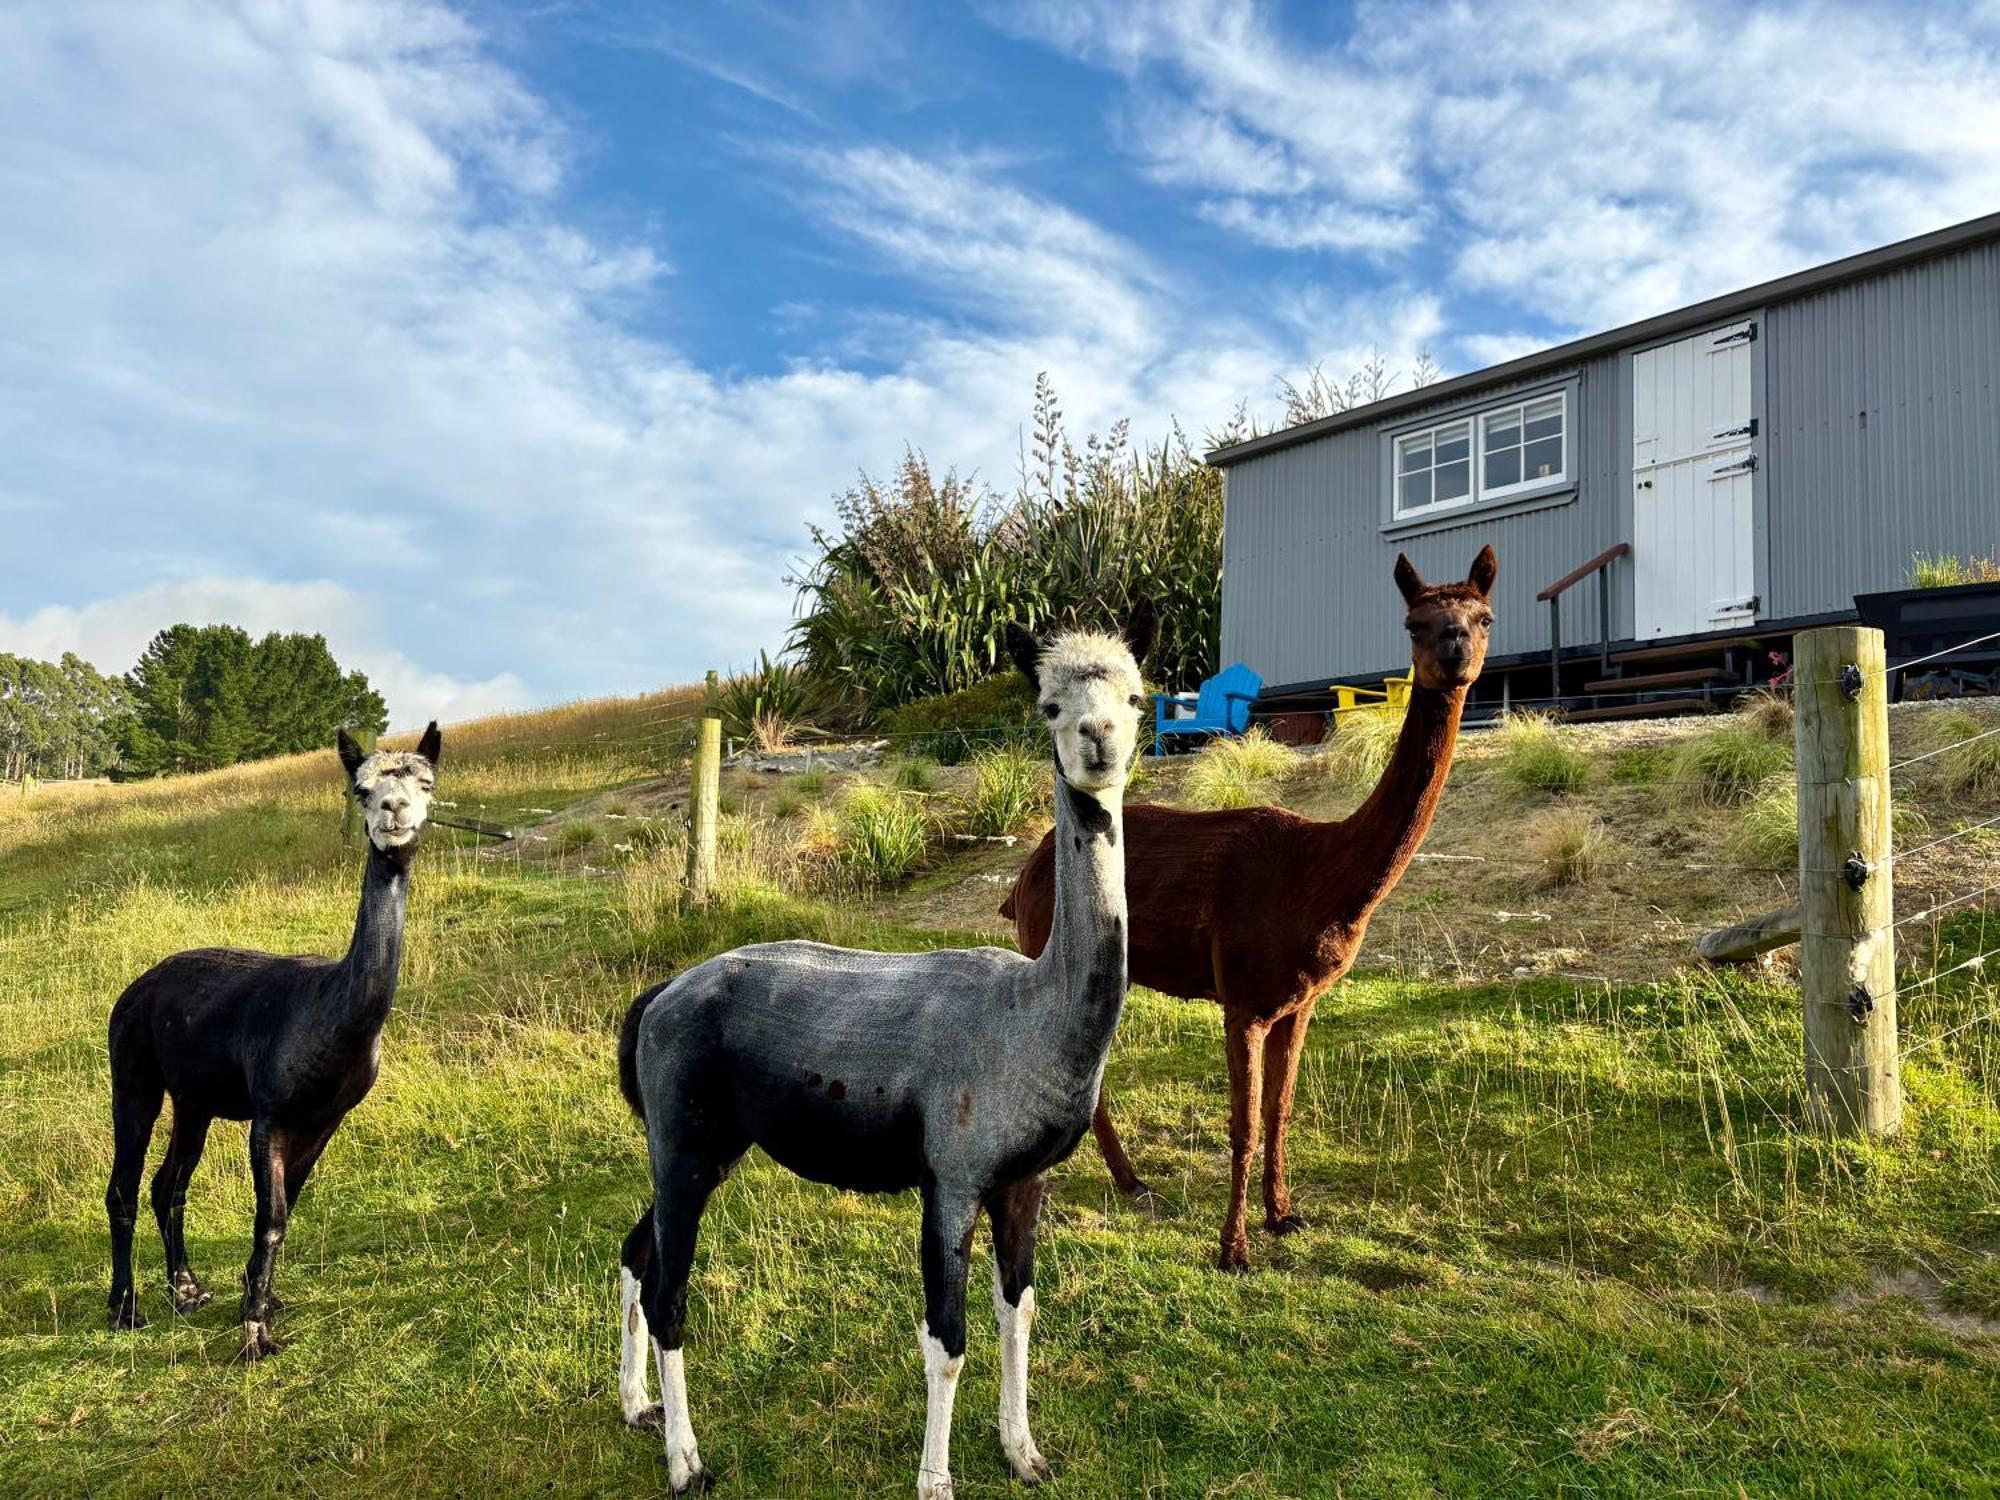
(1537, 541), (1630, 602)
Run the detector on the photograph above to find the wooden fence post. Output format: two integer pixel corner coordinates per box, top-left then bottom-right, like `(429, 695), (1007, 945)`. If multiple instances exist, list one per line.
(1794, 625), (1900, 1135)
(339, 727), (377, 845)
(685, 711), (721, 902)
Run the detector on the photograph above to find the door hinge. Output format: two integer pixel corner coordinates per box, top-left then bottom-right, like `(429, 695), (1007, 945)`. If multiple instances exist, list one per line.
(1711, 418), (1758, 441)
(1710, 454), (1758, 478)
(1710, 324), (1758, 348)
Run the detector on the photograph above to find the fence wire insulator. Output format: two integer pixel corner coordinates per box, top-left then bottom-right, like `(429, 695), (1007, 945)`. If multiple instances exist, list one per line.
(1847, 985), (1875, 1025)
(1840, 662), (1864, 700)
(1843, 852), (1871, 892)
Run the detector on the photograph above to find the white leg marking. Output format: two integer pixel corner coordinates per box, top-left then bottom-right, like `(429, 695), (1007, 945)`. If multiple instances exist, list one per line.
(654, 1340), (705, 1492)
(917, 1322), (964, 1500)
(993, 1271), (1050, 1483)
(618, 1268), (659, 1427)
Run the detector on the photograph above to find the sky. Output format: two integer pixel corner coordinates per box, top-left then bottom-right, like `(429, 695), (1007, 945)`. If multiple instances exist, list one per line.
(4, 0), (1998, 729)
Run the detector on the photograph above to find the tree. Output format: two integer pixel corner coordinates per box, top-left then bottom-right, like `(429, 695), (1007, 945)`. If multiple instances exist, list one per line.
(113, 625), (387, 778)
(0, 651), (129, 781)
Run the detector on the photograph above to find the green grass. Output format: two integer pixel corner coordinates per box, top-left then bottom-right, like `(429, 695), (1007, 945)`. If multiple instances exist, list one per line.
(958, 743), (1045, 837)
(1925, 708), (2000, 798)
(1668, 717), (1793, 805)
(1496, 710), (1588, 795)
(814, 784), (934, 888)
(2, 710), (1997, 1497)
(1323, 705), (1404, 788)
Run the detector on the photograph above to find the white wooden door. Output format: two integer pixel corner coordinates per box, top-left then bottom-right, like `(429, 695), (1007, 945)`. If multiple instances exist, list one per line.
(1631, 320), (1758, 639)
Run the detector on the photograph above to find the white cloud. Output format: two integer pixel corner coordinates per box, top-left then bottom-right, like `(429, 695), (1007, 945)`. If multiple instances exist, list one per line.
(0, 578), (529, 732)
(999, 0), (2000, 333)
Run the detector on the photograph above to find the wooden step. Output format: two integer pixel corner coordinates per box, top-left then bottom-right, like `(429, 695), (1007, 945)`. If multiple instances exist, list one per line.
(1609, 635), (1763, 667)
(1563, 696), (1721, 722)
(1582, 666), (1735, 694)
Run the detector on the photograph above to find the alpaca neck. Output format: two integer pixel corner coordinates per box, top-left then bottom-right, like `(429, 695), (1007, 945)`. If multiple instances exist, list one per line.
(338, 841), (414, 1029)
(1032, 772), (1129, 1082)
(1326, 683), (1466, 916)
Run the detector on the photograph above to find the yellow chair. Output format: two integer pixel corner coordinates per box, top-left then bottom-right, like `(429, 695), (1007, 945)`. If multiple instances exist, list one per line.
(1330, 670), (1413, 715)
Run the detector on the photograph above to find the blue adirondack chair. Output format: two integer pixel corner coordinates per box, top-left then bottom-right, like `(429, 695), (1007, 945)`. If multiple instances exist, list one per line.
(1152, 662), (1262, 755)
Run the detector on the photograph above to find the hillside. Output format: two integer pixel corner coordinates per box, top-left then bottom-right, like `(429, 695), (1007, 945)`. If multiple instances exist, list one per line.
(2, 692), (1995, 1497)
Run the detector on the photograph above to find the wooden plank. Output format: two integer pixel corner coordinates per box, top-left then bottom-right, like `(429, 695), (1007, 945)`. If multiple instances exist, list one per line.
(1536, 542), (1631, 602)
(1609, 635), (1763, 666)
(1697, 902), (1801, 963)
(1794, 626), (1900, 1135)
(1583, 667), (1733, 693)
(1563, 696), (1719, 722)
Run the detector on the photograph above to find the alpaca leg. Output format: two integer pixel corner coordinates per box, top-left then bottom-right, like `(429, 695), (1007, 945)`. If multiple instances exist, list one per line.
(1260, 1009), (1315, 1236)
(237, 1122), (289, 1361)
(1218, 1014), (1265, 1273)
(1090, 1085), (1154, 1205)
(152, 1107), (214, 1313)
(987, 1175), (1051, 1484)
(917, 1185), (977, 1500)
(266, 1120), (339, 1315)
(618, 1208), (661, 1429)
(106, 1079), (164, 1330)
(643, 1153), (728, 1494)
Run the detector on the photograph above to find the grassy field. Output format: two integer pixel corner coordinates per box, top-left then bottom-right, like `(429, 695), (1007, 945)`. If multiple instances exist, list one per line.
(2, 695), (1996, 1497)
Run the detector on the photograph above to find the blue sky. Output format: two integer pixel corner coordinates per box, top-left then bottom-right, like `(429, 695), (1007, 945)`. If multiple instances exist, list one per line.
(4, 1), (1998, 727)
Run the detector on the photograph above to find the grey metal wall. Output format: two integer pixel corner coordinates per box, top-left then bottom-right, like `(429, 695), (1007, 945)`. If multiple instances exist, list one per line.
(1763, 240), (2000, 617)
(1220, 356), (1630, 688)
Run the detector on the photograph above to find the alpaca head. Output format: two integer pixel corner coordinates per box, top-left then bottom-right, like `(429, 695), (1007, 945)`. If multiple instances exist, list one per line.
(1394, 545), (1497, 691)
(338, 722), (442, 852)
(1005, 600), (1154, 795)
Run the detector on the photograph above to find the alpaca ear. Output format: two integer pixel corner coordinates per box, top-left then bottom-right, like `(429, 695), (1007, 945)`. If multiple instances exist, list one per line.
(1005, 623), (1043, 690)
(416, 720), (443, 768)
(1121, 597), (1158, 668)
(337, 729), (366, 780)
(1393, 553), (1426, 607)
(1467, 544), (1498, 599)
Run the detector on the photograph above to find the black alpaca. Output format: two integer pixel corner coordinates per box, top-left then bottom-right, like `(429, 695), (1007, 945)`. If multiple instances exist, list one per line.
(104, 724), (440, 1359)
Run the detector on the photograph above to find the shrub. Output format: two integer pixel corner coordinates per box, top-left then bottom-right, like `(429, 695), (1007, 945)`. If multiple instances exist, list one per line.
(1182, 727), (1297, 810)
(881, 673), (1036, 763)
(1322, 706), (1403, 787)
(960, 743), (1046, 836)
(1669, 716), (1792, 805)
(1911, 552), (2000, 588)
(558, 819), (597, 852)
(795, 763), (830, 797)
(818, 785), (933, 888)
(1527, 807), (1605, 888)
(1497, 711), (1587, 795)
(1925, 709), (2000, 798)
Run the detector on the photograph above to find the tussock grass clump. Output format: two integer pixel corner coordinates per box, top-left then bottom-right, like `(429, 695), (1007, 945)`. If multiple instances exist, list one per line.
(1911, 551), (2000, 588)
(960, 744), (1045, 836)
(1497, 711), (1587, 795)
(794, 763), (830, 797)
(1669, 714), (1792, 805)
(1727, 778), (1933, 867)
(1527, 807), (1606, 888)
(1181, 727), (1297, 810)
(889, 757), (936, 793)
(1323, 706), (1403, 787)
(557, 820), (597, 852)
(1925, 708), (2000, 798)
(813, 785), (933, 888)
(1610, 746), (1670, 785)
(1736, 689), (1794, 741)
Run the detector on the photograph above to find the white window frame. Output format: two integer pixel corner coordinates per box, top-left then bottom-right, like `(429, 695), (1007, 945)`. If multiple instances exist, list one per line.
(1477, 392), (1569, 501)
(1385, 383), (1573, 525)
(1391, 418), (1473, 519)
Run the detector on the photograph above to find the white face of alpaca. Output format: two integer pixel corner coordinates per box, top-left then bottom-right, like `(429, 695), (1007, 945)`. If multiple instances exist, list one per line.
(1036, 632), (1145, 794)
(353, 752), (436, 850)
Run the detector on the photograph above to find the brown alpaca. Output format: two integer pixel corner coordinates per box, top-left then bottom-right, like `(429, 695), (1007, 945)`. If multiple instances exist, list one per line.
(1002, 546), (1496, 1270)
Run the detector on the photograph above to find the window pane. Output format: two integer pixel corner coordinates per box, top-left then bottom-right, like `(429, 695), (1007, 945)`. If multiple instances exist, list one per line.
(1401, 470), (1432, 509)
(1524, 412), (1562, 443)
(1524, 396), (1562, 424)
(1399, 435), (1432, 472)
(1435, 426), (1470, 464)
(1486, 448), (1520, 489)
(1484, 411), (1520, 451)
(1436, 459), (1471, 502)
(1524, 435), (1563, 480)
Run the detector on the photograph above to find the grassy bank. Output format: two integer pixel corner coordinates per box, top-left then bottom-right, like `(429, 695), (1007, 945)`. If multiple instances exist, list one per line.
(1, 699), (1995, 1496)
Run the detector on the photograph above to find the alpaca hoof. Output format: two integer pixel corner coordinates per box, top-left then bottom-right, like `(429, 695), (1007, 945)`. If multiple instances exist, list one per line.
(169, 1277), (213, 1315)
(659, 1452), (712, 1493)
(1006, 1447), (1055, 1485)
(109, 1300), (146, 1331)
(237, 1320), (281, 1362)
(624, 1403), (664, 1431)
(1217, 1243), (1252, 1274)
(1265, 1212), (1310, 1237)
(1122, 1179), (1164, 1214)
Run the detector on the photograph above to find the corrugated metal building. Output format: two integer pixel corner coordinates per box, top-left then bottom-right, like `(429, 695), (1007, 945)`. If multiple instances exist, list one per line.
(1208, 213), (2000, 706)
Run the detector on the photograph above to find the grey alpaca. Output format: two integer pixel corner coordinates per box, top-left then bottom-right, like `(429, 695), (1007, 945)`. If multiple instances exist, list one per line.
(614, 604), (1153, 1498)
(104, 726), (440, 1359)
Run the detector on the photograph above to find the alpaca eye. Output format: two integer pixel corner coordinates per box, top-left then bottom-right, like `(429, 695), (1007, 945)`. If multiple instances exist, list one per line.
(1042, 702), (1059, 719)
(1128, 694), (1142, 708)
